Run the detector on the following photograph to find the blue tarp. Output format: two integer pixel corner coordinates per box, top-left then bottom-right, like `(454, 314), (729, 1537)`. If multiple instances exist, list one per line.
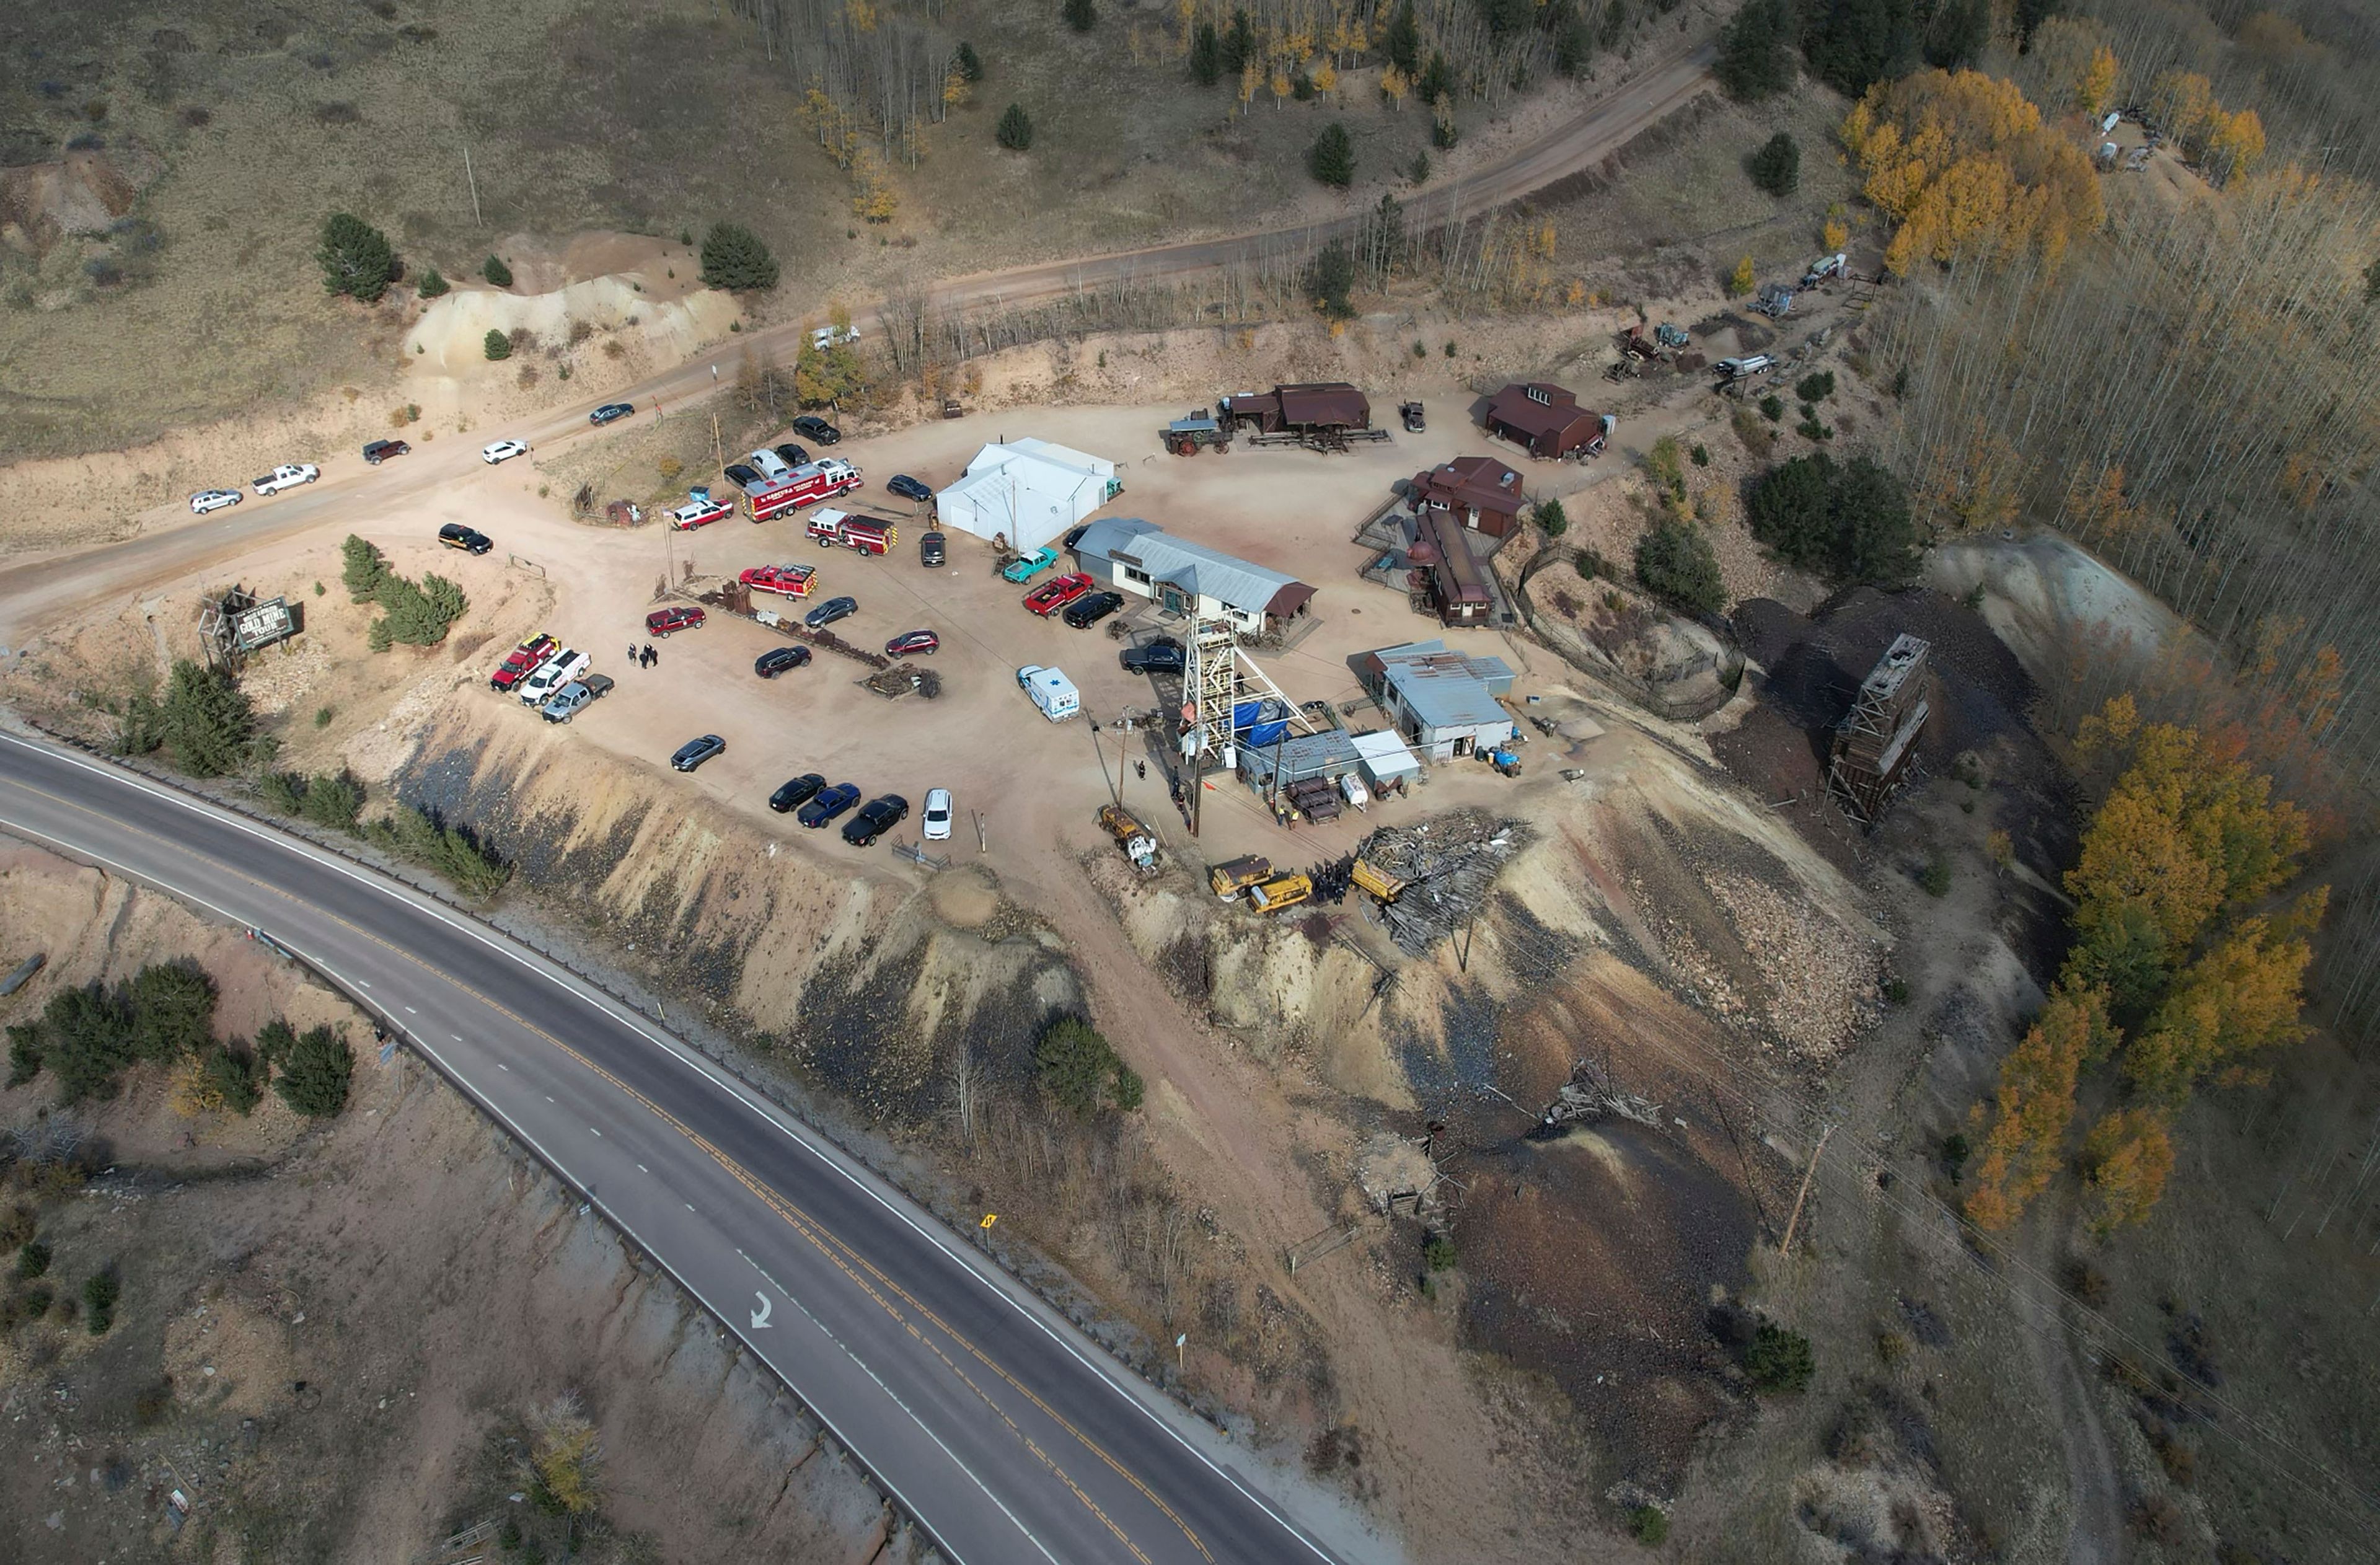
(1245, 720), (1291, 748)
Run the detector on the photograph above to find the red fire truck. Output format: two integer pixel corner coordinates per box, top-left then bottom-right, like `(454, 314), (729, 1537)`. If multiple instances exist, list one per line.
(745, 458), (862, 522)
(805, 509), (899, 556)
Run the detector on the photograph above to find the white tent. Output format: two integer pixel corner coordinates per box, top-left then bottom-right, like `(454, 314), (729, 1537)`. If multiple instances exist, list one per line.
(937, 438), (1119, 552)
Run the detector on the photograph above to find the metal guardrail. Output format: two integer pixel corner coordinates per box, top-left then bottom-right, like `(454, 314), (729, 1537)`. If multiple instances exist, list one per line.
(12, 718), (1253, 1478)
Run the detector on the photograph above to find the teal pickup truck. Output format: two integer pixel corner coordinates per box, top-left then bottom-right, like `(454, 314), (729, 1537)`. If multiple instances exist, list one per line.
(999, 545), (1060, 583)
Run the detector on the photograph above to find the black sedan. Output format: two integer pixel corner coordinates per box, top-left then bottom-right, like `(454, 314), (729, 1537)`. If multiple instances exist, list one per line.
(772, 442), (810, 469)
(841, 793), (909, 847)
(888, 474), (933, 504)
(1121, 638), (1184, 674)
(804, 595), (858, 629)
(791, 415), (840, 444)
(670, 734), (725, 772)
(796, 782), (862, 827)
(919, 531), (946, 568)
(438, 522), (494, 555)
(1062, 590), (1125, 629)
(589, 402), (635, 425)
(769, 774), (827, 814)
(756, 645), (813, 678)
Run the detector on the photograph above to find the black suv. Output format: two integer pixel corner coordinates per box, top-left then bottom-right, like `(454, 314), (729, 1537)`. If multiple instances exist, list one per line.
(1063, 590), (1125, 629)
(791, 415), (840, 445)
(756, 646), (813, 678)
(438, 522), (493, 555)
(841, 793), (909, 846)
(362, 439), (410, 465)
(772, 443), (810, 469)
(1121, 638), (1184, 674)
(724, 463), (765, 491)
(768, 774), (827, 814)
(919, 531), (946, 568)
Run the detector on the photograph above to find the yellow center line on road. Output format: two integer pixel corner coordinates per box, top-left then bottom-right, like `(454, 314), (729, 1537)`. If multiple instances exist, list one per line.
(1, 770), (1210, 1565)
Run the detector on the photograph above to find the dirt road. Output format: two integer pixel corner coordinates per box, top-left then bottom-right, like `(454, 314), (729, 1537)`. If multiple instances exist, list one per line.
(0, 45), (1711, 643)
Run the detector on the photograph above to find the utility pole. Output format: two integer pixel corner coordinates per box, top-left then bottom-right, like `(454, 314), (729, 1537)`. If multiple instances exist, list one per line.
(1778, 1121), (1836, 1258)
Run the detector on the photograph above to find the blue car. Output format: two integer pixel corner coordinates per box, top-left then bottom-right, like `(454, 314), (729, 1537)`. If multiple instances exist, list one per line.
(796, 782), (862, 828)
(589, 402), (635, 426)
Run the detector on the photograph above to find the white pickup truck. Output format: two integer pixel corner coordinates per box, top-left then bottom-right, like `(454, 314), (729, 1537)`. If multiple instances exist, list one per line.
(253, 464), (320, 495)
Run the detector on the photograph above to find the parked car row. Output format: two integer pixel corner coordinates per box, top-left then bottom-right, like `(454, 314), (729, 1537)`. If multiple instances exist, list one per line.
(188, 462), (321, 513)
(486, 633), (617, 723)
(761, 772), (928, 846)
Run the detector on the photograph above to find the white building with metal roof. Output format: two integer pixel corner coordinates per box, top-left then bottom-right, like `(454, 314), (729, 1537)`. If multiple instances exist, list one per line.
(1069, 518), (1317, 636)
(936, 438), (1121, 552)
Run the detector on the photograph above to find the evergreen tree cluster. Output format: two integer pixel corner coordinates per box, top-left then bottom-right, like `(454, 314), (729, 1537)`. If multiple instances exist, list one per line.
(699, 223), (779, 293)
(1744, 452), (1919, 584)
(341, 536), (469, 651)
(5, 960), (350, 1118)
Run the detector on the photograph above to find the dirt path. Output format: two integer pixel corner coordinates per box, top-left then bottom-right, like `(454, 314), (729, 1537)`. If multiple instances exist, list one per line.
(2017, 1209), (2125, 1564)
(1013, 857), (1564, 1561)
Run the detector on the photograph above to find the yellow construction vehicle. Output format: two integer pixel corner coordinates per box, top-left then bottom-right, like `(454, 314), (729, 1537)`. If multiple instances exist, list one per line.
(1351, 858), (1406, 904)
(1208, 855), (1272, 901)
(1246, 872), (1314, 915)
(1097, 803), (1161, 873)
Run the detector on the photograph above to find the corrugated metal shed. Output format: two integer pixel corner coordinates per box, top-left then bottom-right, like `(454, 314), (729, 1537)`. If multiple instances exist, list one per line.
(1349, 730), (1422, 784)
(1371, 641), (1516, 729)
(1238, 730), (1362, 788)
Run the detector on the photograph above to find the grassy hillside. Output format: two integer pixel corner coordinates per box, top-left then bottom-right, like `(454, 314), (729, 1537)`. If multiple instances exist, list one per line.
(0, 0), (1704, 463)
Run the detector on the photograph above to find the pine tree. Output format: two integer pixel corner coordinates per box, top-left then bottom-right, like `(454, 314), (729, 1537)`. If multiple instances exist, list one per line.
(1714, 0), (1794, 102)
(1308, 123), (1355, 188)
(1748, 131), (1800, 195)
(416, 267), (449, 299)
(341, 534), (389, 601)
(127, 960), (216, 1065)
(997, 103), (1035, 151)
(954, 41), (983, 80)
(1190, 22), (1222, 85)
(1381, 1), (1420, 73)
(699, 223), (779, 291)
(1062, 0), (1095, 31)
(275, 1025), (353, 1118)
(483, 328), (511, 361)
(482, 253), (513, 288)
(316, 213), (395, 303)
(152, 660), (257, 778)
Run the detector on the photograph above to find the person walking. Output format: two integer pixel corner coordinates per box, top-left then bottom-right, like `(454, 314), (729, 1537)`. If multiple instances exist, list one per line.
(628, 642), (639, 668)
(643, 643), (657, 668)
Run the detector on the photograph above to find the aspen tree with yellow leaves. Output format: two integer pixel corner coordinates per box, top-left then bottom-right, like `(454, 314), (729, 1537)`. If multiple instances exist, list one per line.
(1962, 697), (2322, 1232)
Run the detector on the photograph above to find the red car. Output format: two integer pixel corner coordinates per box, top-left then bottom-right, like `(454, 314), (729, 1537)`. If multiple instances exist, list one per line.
(489, 633), (558, 692)
(739, 563), (818, 599)
(1023, 572), (1093, 617)
(646, 605), (706, 637)
(884, 628), (940, 658)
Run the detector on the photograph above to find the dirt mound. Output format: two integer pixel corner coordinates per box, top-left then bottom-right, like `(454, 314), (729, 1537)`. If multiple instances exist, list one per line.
(1515, 553), (1744, 721)
(0, 145), (159, 255)
(1719, 587), (2053, 845)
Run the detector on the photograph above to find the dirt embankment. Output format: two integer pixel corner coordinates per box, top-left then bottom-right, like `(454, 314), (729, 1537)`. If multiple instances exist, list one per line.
(0, 843), (906, 1565)
(396, 711), (1079, 1120)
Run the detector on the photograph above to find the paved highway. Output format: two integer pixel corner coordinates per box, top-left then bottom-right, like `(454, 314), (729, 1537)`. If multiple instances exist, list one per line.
(0, 729), (1354, 1565)
(0, 43), (1712, 643)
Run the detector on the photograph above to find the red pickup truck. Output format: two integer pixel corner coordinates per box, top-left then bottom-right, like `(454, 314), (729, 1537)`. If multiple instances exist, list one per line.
(488, 633), (558, 692)
(1023, 572), (1093, 617)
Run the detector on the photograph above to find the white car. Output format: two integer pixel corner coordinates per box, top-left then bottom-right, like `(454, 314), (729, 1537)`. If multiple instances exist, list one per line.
(516, 648), (590, 707)
(482, 439), (529, 465)
(922, 787), (953, 841)
(811, 325), (860, 351)
(189, 488), (242, 515)
(253, 464), (320, 495)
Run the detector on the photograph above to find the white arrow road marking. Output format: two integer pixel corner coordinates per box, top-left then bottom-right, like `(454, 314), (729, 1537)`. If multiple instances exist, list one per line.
(751, 1290), (774, 1329)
